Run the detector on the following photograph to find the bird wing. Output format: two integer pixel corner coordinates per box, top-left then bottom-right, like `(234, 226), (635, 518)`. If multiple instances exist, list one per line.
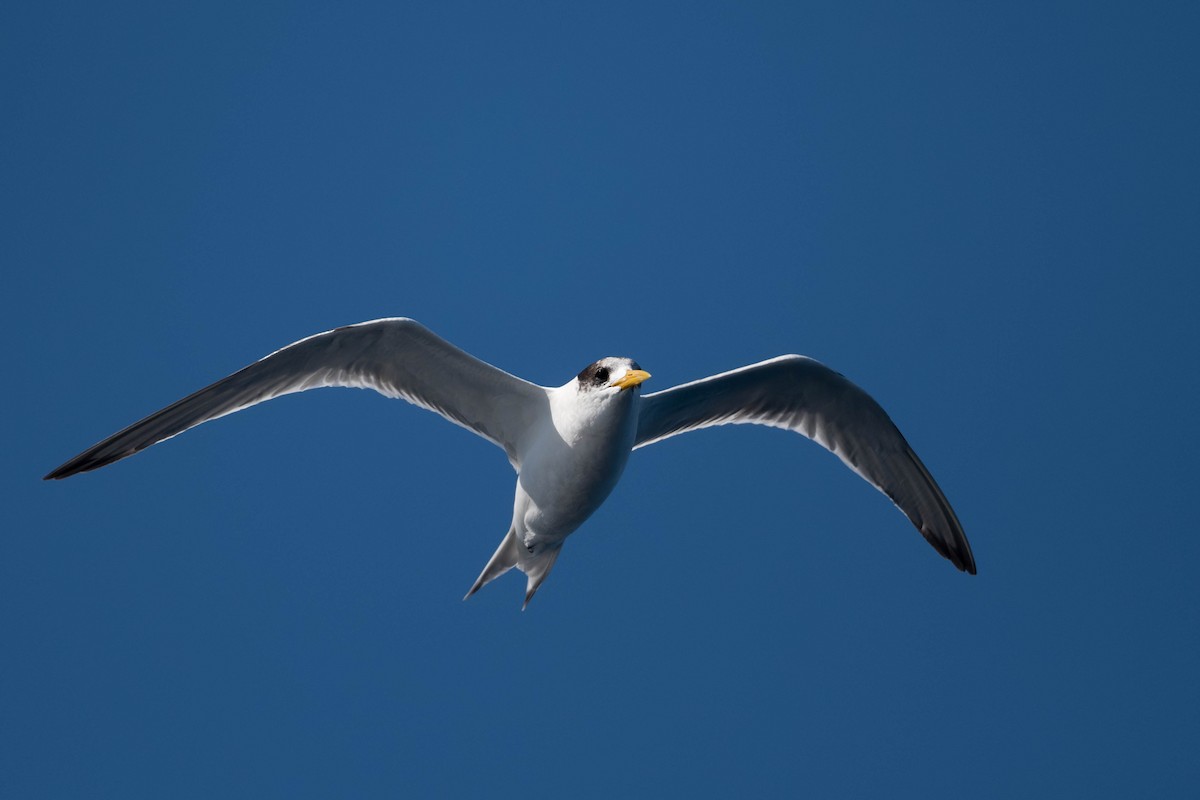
(634, 355), (975, 573)
(45, 318), (547, 479)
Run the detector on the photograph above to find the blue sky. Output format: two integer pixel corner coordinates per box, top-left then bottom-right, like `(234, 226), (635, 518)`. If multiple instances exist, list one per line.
(3, 2), (1198, 797)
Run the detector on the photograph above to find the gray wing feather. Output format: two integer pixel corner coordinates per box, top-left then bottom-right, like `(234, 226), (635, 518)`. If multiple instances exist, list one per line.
(635, 355), (975, 574)
(45, 318), (546, 479)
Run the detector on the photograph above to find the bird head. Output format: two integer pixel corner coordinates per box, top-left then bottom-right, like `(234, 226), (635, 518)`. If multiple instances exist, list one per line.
(575, 358), (651, 393)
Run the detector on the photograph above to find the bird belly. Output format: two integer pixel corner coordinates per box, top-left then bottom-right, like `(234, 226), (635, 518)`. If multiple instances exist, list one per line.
(513, 422), (634, 550)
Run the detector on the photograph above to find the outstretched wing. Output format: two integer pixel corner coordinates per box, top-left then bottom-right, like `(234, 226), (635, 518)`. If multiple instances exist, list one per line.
(45, 318), (547, 479)
(635, 355), (975, 573)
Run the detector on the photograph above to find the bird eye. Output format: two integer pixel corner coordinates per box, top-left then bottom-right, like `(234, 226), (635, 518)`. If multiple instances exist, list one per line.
(594, 367), (610, 385)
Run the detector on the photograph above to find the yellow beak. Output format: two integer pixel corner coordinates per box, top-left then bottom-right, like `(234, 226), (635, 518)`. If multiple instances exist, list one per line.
(612, 369), (652, 391)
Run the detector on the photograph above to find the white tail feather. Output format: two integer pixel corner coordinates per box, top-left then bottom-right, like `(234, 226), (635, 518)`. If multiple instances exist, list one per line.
(464, 528), (563, 609)
(464, 528), (520, 600)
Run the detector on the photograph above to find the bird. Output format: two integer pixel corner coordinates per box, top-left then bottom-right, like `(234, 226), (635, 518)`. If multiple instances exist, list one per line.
(45, 317), (975, 606)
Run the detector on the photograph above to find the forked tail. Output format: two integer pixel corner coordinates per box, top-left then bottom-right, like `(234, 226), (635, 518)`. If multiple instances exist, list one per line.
(464, 527), (562, 609)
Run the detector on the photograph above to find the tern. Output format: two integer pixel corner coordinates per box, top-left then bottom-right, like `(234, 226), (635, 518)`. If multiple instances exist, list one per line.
(45, 318), (975, 606)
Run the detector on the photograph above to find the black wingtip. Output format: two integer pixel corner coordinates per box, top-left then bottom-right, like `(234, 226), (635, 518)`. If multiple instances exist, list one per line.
(44, 465), (78, 481)
(44, 445), (139, 480)
(920, 521), (976, 576)
(948, 542), (977, 576)
(44, 456), (102, 480)
(954, 539), (977, 575)
(44, 463), (74, 481)
(952, 545), (977, 575)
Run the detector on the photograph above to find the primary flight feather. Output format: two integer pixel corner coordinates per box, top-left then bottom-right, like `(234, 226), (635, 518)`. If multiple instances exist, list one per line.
(46, 318), (975, 606)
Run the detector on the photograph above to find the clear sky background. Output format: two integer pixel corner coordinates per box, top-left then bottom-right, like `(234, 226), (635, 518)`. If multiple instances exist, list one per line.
(3, 2), (1198, 797)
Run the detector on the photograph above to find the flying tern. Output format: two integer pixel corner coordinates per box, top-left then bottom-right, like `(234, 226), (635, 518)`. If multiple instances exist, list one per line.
(45, 318), (975, 606)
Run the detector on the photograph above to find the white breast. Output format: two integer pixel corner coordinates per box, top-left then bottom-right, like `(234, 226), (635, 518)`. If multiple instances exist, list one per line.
(514, 384), (640, 547)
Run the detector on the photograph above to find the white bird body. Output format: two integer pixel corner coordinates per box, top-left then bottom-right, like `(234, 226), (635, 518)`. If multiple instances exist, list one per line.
(522, 378), (639, 541)
(475, 363), (645, 604)
(46, 318), (975, 607)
